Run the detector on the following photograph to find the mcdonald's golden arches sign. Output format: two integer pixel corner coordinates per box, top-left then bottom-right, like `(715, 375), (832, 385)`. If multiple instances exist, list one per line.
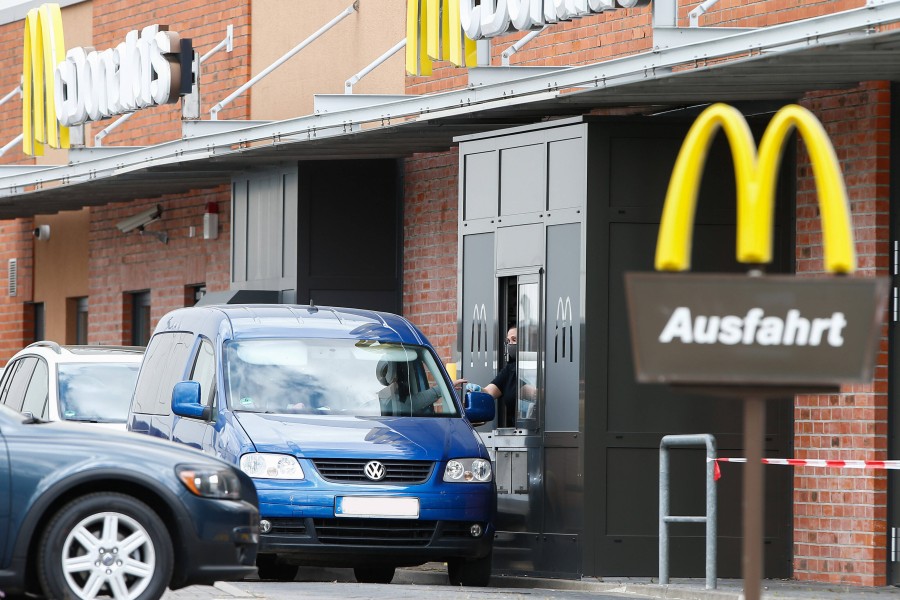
(625, 104), (886, 389)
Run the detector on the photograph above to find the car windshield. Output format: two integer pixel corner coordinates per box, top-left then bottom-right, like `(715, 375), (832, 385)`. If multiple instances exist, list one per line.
(224, 338), (459, 417)
(57, 363), (141, 423)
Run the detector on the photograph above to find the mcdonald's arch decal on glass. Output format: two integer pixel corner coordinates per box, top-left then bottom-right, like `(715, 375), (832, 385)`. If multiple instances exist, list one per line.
(554, 296), (573, 364)
(470, 303), (489, 368)
(625, 103), (887, 389)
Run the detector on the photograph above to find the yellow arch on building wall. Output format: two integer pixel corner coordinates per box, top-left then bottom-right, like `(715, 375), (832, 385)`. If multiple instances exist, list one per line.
(655, 103), (855, 275)
(406, 0), (476, 76)
(23, 3), (69, 156)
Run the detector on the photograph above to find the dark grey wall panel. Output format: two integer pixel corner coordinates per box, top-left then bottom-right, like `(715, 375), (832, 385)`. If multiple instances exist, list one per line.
(500, 144), (545, 215)
(548, 137), (586, 210)
(297, 159), (401, 314)
(464, 151), (499, 220)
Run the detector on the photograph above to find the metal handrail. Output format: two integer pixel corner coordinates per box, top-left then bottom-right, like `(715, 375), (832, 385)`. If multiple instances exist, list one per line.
(689, 0), (723, 26)
(345, 38), (406, 94)
(501, 28), (545, 66)
(211, 1), (358, 119)
(659, 434), (717, 590)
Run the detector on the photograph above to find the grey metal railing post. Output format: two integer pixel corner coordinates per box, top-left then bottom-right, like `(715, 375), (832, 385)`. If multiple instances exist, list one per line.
(659, 433), (717, 590)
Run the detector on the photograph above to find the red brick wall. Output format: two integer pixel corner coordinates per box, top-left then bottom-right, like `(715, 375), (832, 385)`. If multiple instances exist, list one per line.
(792, 82), (891, 586)
(0, 220), (34, 363)
(402, 150), (460, 366)
(87, 188), (231, 345)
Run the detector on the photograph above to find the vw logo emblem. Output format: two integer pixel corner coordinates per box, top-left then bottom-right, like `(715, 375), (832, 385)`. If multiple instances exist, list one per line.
(364, 461), (386, 481)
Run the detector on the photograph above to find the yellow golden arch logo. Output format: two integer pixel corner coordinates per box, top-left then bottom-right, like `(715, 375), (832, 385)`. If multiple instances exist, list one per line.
(655, 103), (855, 275)
(406, 0), (477, 76)
(22, 3), (69, 156)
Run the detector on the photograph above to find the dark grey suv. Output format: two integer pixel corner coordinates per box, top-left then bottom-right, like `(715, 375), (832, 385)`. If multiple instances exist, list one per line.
(0, 404), (258, 599)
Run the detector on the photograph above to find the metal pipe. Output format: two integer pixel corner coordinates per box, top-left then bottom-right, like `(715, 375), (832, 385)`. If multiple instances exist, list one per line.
(345, 38), (406, 94)
(659, 434), (717, 590)
(211, 1), (359, 119)
(0, 83), (22, 107)
(689, 0), (722, 27)
(501, 28), (544, 66)
(201, 24), (233, 63)
(0, 85), (23, 156)
(0, 133), (24, 157)
(94, 113), (133, 147)
(96, 25), (234, 147)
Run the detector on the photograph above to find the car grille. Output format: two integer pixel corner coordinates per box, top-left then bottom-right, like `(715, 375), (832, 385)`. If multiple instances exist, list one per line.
(313, 518), (436, 546)
(438, 521), (475, 539)
(312, 459), (434, 484)
(267, 518), (307, 535)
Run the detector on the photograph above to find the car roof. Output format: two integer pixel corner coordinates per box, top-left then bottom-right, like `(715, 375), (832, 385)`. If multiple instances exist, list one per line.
(10, 342), (145, 363)
(158, 304), (425, 345)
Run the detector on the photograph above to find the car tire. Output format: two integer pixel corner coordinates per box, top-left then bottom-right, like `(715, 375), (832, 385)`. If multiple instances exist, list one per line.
(353, 565), (395, 584)
(255, 554), (299, 581)
(447, 552), (492, 587)
(38, 492), (173, 600)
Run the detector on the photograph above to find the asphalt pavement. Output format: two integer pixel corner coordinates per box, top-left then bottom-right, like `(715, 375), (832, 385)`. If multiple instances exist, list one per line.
(163, 564), (900, 600)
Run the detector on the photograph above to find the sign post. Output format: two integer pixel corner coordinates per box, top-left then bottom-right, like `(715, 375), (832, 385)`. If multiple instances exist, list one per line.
(626, 103), (887, 600)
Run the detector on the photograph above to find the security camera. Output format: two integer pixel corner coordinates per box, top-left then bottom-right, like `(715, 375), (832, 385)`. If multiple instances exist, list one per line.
(116, 205), (162, 233)
(33, 225), (50, 241)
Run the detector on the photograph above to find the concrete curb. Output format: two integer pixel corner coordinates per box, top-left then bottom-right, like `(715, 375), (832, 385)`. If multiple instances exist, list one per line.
(394, 568), (744, 599)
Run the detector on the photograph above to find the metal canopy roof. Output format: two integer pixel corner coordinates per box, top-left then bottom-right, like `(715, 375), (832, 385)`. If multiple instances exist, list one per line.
(2, 0), (900, 218)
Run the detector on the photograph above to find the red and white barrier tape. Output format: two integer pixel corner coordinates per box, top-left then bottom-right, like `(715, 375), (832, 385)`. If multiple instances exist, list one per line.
(707, 457), (900, 481)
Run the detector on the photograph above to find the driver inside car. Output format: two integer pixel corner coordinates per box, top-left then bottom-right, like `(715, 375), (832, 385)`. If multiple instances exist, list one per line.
(376, 359), (442, 416)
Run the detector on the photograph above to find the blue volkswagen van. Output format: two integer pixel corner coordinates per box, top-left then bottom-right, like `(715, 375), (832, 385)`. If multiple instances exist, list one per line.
(126, 304), (496, 586)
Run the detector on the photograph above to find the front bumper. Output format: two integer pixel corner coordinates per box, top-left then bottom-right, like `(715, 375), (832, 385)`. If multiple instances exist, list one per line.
(259, 517), (494, 566)
(254, 481), (495, 566)
(171, 496), (260, 588)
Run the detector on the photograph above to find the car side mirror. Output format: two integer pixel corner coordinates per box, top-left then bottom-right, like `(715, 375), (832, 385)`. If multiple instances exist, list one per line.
(464, 391), (495, 425)
(172, 381), (211, 420)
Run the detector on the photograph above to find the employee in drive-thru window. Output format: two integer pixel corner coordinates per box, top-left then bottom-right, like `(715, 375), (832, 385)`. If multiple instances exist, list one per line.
(477, 326), (536, 427)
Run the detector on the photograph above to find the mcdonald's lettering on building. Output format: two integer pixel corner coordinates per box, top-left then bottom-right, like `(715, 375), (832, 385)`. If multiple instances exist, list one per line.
(22, 2), (191, 156)
(405, 0), (648, 75)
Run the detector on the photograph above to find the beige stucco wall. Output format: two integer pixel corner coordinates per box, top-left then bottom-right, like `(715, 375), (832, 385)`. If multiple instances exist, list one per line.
(34, 0), (93, 167)
(33, 209), (90, 343)
(250, 0), (406, 120)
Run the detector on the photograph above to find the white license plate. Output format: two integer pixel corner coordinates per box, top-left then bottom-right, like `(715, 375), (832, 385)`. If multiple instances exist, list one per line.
(335, 496), (419, 519)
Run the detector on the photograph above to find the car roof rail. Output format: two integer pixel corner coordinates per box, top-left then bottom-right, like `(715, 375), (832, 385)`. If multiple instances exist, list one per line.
(25, 340), (62, 354)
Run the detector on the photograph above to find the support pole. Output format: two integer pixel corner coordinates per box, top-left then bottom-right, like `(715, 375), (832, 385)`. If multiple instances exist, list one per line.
(742, 396), (766, 600)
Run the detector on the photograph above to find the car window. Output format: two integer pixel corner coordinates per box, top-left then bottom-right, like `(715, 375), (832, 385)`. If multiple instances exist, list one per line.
(57, 362), (140, 423)
(131, 332), (193, 416)
(190, 339), (216, 408)
(21, 359), (49, 419)
(0, 359), (22, 406)
(3, 357), (38, 413)
(224, 338), (458, 418)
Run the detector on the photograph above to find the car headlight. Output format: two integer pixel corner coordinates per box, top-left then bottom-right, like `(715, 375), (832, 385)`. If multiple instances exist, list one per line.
(240, 453), (305, 479)
(443, 458), (492, 483)
(176, 465), (242, 499)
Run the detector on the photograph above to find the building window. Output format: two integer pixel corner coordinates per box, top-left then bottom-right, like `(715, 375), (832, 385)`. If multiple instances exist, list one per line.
(131, 291), (151, 347)
(32, 302), (44, 343)
(187, 283), (206, 306)
(68, 297), (89, 345)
